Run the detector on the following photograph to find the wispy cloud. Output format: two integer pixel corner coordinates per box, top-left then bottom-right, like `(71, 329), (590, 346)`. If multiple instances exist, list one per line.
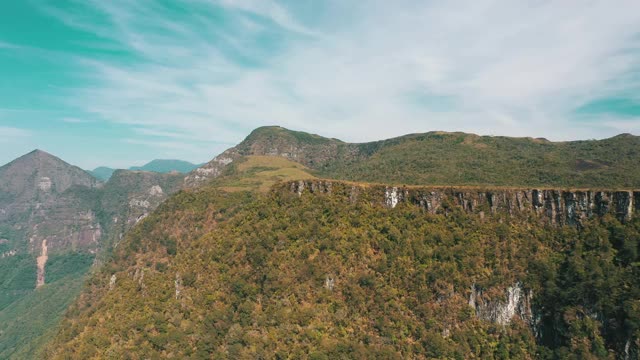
(62, 117), (93, 124)
(213, 0), (319, 37)
(0, 126), (31, 139)
(41, 0), (640, 153)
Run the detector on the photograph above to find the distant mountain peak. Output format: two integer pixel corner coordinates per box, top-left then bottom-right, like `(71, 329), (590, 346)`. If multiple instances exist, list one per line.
(21, 149), (60, 161)
(29, 148), (48, 155)
(242, 126), (341, 145)
(129, 159), (200, 174)
(91, 159), (201, 181)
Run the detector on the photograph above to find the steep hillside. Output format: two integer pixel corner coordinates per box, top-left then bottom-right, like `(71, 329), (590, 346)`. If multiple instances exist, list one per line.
(45, 156), (640, 359)
(96, 170), (184, 254)
(0, 151), (184, 359)
(188, 127), (640, 189)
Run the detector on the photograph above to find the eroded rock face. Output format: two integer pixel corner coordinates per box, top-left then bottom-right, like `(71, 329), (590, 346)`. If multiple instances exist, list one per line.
(286, 181), (638, 224)
(469, 283), (535, 328)
(36, 240), (48, 288)
(38, 177), (52, 192)
(27, 208), (103, 256)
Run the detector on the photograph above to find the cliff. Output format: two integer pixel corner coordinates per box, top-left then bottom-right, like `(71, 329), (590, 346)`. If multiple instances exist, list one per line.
(286, 180), (639, 225)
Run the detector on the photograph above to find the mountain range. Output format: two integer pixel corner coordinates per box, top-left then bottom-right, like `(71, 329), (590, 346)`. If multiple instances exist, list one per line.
(90, 159), (202, 181)
(1, 126), (640, 359)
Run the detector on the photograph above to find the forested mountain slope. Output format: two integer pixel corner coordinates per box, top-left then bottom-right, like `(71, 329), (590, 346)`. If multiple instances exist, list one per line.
(45, 156), (640, 359)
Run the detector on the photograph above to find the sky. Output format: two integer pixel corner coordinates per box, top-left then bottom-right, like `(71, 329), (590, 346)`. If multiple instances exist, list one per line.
(1, 0), (640, 169)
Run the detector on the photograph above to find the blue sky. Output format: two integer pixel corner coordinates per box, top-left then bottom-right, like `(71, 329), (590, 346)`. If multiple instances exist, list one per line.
(1, 0), (640, 169)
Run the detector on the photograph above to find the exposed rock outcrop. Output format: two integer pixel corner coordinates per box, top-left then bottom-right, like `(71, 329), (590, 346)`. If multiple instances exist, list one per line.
(175, 273), (182, 300)
(109, 274), (117, 291)
(184, 149), (239, 187)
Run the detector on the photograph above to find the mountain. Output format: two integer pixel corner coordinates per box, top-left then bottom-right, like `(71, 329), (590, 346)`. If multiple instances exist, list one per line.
(0, 149), (98, 204)
(0, 150), (101, 359)
(43, 128), (640, 359)
(0, 150), (184, 359)
(130, 159), (201, 174)
(90, 167), (115, 182)
(188, 126), (640, 188)
(0, 149), (100, 259)
(91, 160), (201, 182)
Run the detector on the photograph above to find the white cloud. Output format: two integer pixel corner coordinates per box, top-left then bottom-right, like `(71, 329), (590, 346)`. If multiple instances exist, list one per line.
(46, 0), (640, 153)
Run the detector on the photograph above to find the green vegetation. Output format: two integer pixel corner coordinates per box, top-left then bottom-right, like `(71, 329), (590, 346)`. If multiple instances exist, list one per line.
(322, 132), (640, 188)
(240, 126), (342, 147)
(0, 254), (36, 311)
(238, 127), (640, 188)
(215, 155), (315, 192)
(44, 177), (640, 358)
(45, 253), (95, 284)
(0, 253), (94, 359)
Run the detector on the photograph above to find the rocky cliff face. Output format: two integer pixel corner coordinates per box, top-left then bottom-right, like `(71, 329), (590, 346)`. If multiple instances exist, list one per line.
(98, 170), (183, 251)
(284, 180), (640, 338)
(286, 180), (638, 224)
(183, 148), (238, 188)
(469, 282), (536, 329)
(0, 150), (101, 258)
